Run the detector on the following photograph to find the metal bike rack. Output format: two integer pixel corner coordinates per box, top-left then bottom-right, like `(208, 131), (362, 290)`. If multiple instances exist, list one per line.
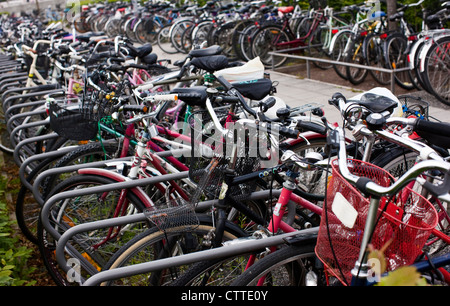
(3, 87), (63, 107)
(76, 219), (316, 286)
(13, 132), (57, 165)
(18, 139), (122, 191)
(269, 50), (411, 94)
(7, 108), (47, 134)
(31, 148), (190, 206)
(5, 98), (48, 120)
(50, 188), (289, 285)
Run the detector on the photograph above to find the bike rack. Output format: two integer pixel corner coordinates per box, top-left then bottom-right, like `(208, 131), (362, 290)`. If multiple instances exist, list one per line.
(13, 131), (57, 166)
(5, 99), (48, 121)
(31, 148), (191, 206)
(18, 139), (122, 190)
(269, 50), (411, 94)
(7, 108), (47, 134)
(3, 88), (64, 110)
(52, 188), (293, 285)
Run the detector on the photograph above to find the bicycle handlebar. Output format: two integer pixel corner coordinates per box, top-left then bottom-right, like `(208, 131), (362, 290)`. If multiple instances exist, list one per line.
(335, 126), (450, 197)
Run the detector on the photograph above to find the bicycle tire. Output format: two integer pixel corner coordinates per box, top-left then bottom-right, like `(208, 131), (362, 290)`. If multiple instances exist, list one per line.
(102, 214), (247, 286)
(238, 24), (259, 62)
(251, 25), (291, 68)
(330, 30), (352, 80)
(156, 24), (179, 54)
(384, 33), (415, 89)
(422, 36), (450, 106)
(231, 20), (254, 61)
(305, 27), (333, 70)
(230, 242), (318, 286)
(365, 33), (390, 85)
(371, 146), (417, 178)
(345, 38), (368, 85)
(171, 20), (195, 54)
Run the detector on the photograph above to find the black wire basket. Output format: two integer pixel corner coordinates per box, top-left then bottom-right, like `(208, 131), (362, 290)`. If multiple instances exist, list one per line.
(48, 88), (109, 141)
(187, 109), (264, 205)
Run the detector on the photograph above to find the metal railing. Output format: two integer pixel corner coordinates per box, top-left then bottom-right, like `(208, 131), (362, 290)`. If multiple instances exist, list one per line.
(269, 48), (411, 94)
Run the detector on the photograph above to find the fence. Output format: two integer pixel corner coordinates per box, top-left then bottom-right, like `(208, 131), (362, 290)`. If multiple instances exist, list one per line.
(269, 47), (411, 94)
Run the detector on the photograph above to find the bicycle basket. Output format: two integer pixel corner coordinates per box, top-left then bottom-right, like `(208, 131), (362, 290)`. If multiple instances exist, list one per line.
(48, 97), (99, 141)
(397, 94), (430, 120)
(187, 109), (264, 205)
(144, 196), (199, 233)
(315, 159), (438, 285)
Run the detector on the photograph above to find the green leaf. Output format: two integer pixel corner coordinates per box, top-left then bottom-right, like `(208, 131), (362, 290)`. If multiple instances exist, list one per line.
(376, 266), (428, 286)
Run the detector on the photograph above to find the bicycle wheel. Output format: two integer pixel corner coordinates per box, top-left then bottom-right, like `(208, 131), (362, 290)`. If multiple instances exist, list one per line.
(231, 20), (254, 61)
(171, 20), (195, 54)
(384, 33), (415, 89)
(345, 37), (368, 85)
(239, 24), (259, 61)
(37, 174), (150, 286)
(289, 138), (328, 200)
(157, 24), (179, 54)
(365, 33), (390, 85)
(231, 242), (318, 286)
(373, 149), (417, 176)
(422, 36), (450, 106)
(133, 18), (153, 44)
(102, 214), (247, 286)
(251, 25), (291, 68)
(211, 22), (237, 60)
(305, 27), (333, 70)
(330, 30), (352, 80)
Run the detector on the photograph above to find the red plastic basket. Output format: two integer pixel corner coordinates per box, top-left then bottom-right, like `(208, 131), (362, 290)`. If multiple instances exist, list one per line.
(315, 159), (438, 285)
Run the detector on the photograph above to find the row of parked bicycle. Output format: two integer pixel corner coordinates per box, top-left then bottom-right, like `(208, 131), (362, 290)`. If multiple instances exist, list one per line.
(0, 7), (449, 286)
(66, 0), (450, 106)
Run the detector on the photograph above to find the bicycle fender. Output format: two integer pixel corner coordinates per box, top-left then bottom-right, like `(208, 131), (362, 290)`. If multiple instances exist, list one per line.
(281, 131), (326, 147)
(77, 168), (155, 207)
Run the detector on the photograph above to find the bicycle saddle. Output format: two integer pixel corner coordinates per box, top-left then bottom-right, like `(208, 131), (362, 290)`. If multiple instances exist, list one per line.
(352, 92), (399, 114)
(232, 78), (273, 101)
(170, 86), (207, 107)
(190, 55), (229, 73)
(277, 6), (294, 14)
(142, 53), (157, 65)
(188, 45), (223, 57)
(135, 43), (153, 58)
(76, 32), (106, 42)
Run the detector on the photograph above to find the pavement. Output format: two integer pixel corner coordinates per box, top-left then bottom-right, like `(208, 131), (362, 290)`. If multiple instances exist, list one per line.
(152, 44), (450, 125)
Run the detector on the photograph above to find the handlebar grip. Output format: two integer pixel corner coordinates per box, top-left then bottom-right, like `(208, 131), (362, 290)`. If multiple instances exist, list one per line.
(121, 105), (149, 113)
(414, 120), (450, 149)
(151, 94), (178, 101)
(177, 92), (203, 101)
(214, 96), (240, 104)
(414, 120), (450, 138)
(296, 120), (327, 135)
(127, 63), (149, 70)
(109, 57), (126, 62)
(137, 82), (154, 91)
(328, 92), (346, 107)
(176, 63), (189, 79)
(278, 126), (300, 139)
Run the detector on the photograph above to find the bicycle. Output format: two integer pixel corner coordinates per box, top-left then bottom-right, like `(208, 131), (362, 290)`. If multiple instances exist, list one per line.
(231, 100), (450, 286)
